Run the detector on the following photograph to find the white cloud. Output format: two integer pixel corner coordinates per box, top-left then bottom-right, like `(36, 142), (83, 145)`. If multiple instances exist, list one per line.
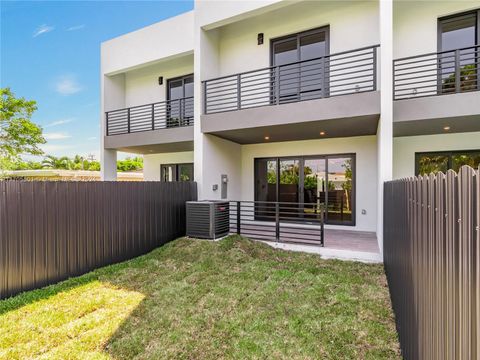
(45, 118), (74, 127)
(55, 75), (82, 95)
(33, 24), (54, 38)
(66, 24), (85, 31)
(87, 136), (97, 141)
(44, 132), (72, 140)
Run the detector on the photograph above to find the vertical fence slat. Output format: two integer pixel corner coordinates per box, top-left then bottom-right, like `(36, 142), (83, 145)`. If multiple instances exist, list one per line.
(0, 181), (197, 299)
(384, 165), (478, 359)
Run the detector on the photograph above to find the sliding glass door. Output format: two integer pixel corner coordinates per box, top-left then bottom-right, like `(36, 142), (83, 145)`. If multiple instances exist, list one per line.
(167, 74), (194, 127)
(271, 27), (329, 103)
(254, 155), (355, 225)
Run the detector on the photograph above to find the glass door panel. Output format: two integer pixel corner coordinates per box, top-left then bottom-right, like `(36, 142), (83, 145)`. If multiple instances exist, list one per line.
(255, 159), (277, 220)
(161, 164), (176, 182)
(327, 157), (353, 224)
(167, 75), (193, 127)
(303, 158), (327, 217)
(273, 38), (299, 103)
(439, 13), (478, 93)
(183, 77), (194, 123)
(178, 163), (194, 181)
(416, 154), (449, 175)
(167, 79), (183, 127)
(272, 28), (329, 104)
(300, 31), (327, 100)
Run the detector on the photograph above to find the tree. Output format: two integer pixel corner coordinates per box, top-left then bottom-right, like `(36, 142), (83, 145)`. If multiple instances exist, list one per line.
(0, 88), (45, 166)
(42, 155), (72, 170)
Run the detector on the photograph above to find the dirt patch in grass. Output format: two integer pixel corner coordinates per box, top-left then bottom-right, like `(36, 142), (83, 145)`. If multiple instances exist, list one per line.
(0, 236), (400, 359)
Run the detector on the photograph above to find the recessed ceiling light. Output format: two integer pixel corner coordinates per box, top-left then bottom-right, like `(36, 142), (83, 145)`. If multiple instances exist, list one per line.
(443, 126), (450, 131)
(320, 131), (326, 136)
(264, 136), (270, 140)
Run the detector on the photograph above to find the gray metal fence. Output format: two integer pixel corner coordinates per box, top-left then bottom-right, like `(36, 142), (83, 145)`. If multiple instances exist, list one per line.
(0, 181), (197, 299)
(384, 165), (479, 360)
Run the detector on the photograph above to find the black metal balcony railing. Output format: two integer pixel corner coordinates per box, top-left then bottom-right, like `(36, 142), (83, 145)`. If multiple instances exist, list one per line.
(202, 45), (379, 114)
(394, 44), (480, 100)
(106, 97), (194, 136)
(229, 201), (325, 246)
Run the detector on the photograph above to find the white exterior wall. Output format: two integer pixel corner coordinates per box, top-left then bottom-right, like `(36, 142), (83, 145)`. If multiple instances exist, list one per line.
(393, 132), (480, 179)
(241, 136), (378, 232)
(393, 0), (479, 59)
(215, 0), (379, 77)
(143, 151), (194, 181)
(101, 11), (194, 75)
(124, 55), (193, 108)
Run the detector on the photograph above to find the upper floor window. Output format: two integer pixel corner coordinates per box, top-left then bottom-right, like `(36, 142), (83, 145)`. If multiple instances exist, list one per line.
(438, 11), (479, 93)
(415, 150), (480, 176)
(271, 27), (329, 102)
(166, 74), (193, 127)
(439, 11), (478, 52)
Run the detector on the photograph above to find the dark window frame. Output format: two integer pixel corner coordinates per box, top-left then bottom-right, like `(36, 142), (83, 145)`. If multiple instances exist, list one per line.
(437, 9), (480, 93)
(160, 162), (194, 182)
(269, 26), (331, 103)
(166, 74), (194, 127)
(415, 149), (480, 175)
(254, 153), (356, 226)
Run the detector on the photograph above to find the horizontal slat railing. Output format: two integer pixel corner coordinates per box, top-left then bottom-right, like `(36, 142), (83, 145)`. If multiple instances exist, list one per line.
(229, 201), (324, 246)
(106, 97), (194, 136)
(394, 44), (480, 100)
(203, 45), (379, 114)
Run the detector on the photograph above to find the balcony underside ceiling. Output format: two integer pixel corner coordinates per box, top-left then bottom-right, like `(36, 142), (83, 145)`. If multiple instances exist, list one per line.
(206, 115), (379, 144)
(393, 92), (480, 137)
(201, 91), (380, 144)
(104, 126), (194, 154)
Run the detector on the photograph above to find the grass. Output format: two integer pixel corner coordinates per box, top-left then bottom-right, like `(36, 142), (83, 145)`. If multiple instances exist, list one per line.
(0, 236), (400, 359)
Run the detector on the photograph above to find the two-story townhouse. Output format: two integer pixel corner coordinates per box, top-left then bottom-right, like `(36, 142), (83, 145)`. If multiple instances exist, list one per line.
(101, 0), (479, 259)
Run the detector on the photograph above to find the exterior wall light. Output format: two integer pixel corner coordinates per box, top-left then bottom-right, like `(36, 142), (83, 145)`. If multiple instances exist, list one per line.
(257, 33), (264, 45)
(158, 76), (163, 85)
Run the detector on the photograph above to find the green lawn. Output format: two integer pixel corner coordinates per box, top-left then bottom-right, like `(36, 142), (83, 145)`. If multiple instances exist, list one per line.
(0, 236), (400, 359)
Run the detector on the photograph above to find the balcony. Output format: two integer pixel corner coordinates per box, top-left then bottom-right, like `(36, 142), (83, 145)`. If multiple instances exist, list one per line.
(201, 46), (380, 144)
(106, 97), (193, 135)
(104, 97), (194, 154)
(394, 45), (479, 100)
(393, 45), (480, 137)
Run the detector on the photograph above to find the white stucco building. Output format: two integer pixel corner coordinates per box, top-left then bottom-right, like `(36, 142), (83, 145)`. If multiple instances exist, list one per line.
(101, 0), (480, 257)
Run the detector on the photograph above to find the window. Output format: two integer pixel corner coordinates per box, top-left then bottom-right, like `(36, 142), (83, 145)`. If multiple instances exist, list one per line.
(271, 27), (329, 103)
(161, 163), (194, 182)
(166, 74), (194, 127)
(415, 150), (480, 176)
(254, 154), (355, 225)
(438, 11), (479, 93)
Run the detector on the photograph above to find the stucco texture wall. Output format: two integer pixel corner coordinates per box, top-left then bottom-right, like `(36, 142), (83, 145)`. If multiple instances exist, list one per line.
(393, 132), (480, 179)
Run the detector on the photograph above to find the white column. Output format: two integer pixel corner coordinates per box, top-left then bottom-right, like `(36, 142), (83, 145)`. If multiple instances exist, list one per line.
(100, 73), (125, 181)
(377, 0), (394, 254)
(101, 149), (117, 181)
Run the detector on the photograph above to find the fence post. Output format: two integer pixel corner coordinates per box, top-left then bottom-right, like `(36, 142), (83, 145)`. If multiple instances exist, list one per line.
(127, 108), (131, 133)
(372, 46), (377, 91)
(275, 202), (280, 242)
(203, 81), (208, 114)
(151, 103), (155, 130)
(455, 49), (461, 93)
(237, 74), (241, 110)
(275, 66), (280, 105)
(236, 201), (241, 235)
(320, 207), (325, 247)
(105, 112), (109, 136)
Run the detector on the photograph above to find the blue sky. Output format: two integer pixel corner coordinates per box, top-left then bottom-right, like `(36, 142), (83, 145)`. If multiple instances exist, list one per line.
(1, 0), (193, 160)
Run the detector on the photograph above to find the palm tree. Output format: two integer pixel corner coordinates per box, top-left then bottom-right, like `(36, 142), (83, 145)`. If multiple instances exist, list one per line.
(42, 155), (72, 170)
